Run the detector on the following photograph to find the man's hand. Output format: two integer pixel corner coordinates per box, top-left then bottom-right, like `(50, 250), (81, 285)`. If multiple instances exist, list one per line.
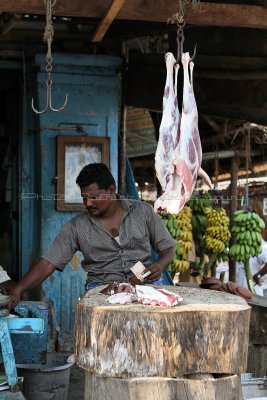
(253, 273), (264, 285)
(142, 262), (163, 282)
(7, 286), (22, 310)
(141, 246), (175, 283)
(6, 258), (56, 310)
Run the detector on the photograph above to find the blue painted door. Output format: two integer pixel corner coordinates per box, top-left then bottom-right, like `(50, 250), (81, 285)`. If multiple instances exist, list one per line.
(30, 53), (121, 350)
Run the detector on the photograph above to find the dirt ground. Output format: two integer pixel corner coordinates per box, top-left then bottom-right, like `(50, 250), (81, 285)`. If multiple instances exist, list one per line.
(68, 364), (85, 400)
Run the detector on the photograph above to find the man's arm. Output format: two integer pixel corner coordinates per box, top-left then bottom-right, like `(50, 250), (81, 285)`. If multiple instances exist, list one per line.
(253, 263), (267, 285)
(7, 258), (56, 310)
(145, 245), (175, 282)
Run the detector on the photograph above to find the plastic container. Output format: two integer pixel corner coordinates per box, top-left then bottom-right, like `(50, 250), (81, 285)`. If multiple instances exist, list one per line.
(16, 353), (74, 400)
(241, 374), (267, 399)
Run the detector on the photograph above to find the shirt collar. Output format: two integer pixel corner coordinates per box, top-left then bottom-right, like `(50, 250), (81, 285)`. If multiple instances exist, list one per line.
(116, 194), (135, 211)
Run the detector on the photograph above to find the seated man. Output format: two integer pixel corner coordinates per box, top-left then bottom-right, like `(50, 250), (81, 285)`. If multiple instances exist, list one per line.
(8, 163), (176, 309)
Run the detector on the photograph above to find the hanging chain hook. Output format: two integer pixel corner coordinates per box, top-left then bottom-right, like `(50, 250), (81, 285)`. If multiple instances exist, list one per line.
(168, 0), (199, 65)
(176, 21), (185, 64)
(32, 0), (68, 114)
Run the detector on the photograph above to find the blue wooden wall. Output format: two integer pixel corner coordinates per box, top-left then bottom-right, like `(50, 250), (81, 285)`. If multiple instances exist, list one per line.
(22, 53), (121, 350)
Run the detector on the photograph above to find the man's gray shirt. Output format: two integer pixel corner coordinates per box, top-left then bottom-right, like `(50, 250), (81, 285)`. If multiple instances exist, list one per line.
(42, 198), (176, 284)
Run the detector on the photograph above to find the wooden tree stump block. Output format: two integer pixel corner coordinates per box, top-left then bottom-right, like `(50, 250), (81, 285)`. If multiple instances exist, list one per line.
(85, 373), (242, 400)
(75, 286), (251, 378)
(247, 295), (267, 376)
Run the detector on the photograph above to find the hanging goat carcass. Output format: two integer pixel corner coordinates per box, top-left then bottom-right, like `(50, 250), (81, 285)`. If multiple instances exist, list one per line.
(154, 52), (213, 214)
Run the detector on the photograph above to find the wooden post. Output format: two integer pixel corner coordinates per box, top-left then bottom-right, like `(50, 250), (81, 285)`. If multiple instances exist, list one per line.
(229, 156), (239, 282)
(118, 104), (127, 195)
(118, 41), (127, 196)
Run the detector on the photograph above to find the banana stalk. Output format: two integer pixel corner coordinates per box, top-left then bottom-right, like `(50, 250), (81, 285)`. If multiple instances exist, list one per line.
(244, 258), (255, 294)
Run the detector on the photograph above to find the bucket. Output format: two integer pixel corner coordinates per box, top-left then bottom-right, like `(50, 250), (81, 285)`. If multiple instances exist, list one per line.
(16, 353), (74, 400)
(241, 373), (267, 399)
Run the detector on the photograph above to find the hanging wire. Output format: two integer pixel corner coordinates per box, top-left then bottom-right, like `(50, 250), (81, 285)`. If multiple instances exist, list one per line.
(31, 0), (68, 114)
(245, 124), (251, 210)
(214, 144), (219, 190)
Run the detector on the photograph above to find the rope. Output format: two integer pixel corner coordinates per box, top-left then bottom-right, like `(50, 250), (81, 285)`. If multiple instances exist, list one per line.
(214, 144), (219, 189)
(43, 0), (56, 64)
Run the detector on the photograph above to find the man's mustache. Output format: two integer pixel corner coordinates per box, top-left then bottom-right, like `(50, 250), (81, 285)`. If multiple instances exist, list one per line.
(87, 206), (98, 212)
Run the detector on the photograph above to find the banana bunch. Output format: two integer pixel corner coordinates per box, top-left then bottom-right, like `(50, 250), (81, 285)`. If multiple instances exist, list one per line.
(187, 191), (211, 233)
(204, 207), (231, 255)
(176, 206), (194, 260)
(229, 210), (265, 262)
(160, 209), (192, 274)
(169, 259), (190, 273)
(187, 191), (212, 273)
(160, 213), (181, 276)
(160, 213), (181, 240)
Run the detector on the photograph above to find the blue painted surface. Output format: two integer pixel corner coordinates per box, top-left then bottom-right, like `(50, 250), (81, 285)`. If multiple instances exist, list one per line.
(11, 301), (49, 364)
(7, 318), (44, 334)
(20, 56), (41, 278)
(0, 391), (25, 399)
(0, 317), (18, 387)
(32, 53), (121, 350)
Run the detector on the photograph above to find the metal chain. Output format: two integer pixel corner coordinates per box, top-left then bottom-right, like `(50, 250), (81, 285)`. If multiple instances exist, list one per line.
(168, 0), (200, 63)
(176, 21), (185, 63)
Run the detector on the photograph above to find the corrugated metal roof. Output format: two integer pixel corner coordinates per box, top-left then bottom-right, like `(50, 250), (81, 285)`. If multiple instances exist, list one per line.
(126, 107), (157, 157)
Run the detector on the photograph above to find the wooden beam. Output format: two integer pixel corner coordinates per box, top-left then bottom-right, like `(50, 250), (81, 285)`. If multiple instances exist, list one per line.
(195, 70), (267, 80)
(199, 104), (267, 126)
(0, 14), (22, 36)
(1, 1), (267, 29)
(91, 0), (125, 43)
(202, 150), (260, 161)
(213, 163), (267, 181)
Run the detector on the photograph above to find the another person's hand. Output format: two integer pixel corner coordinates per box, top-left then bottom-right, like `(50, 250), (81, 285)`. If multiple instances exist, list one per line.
(252, 273), (264, 286)
(142, 263), (163, 282)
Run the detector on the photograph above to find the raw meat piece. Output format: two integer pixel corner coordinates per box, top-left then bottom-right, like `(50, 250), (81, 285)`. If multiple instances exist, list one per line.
(101, 282), (135, 295)
(117, 283), (135, 293)
(155, 53), (180, 192)
(135, 285), (183, 307)
(172, 53), (213, 204)
(107, 293), (136, 304)
(154, 52), (213, 214)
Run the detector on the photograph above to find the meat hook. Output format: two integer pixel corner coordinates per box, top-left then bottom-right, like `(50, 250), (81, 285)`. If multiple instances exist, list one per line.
(174, 22), (197, 66)
(31, 0), (68, 114)
(189, 44), (197, 62)
(31, 64), (68, 114)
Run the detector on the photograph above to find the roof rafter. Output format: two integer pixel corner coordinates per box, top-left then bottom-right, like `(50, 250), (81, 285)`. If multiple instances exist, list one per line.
(91, 0), (125, 42)
(1, 1), (267, 29)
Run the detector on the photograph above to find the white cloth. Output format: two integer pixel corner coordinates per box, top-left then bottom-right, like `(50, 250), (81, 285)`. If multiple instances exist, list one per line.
(114, 236), (120, 245)
(0, 266), (11, 283)
(236, 240), (267, 297)
(216, 261), (229, 282)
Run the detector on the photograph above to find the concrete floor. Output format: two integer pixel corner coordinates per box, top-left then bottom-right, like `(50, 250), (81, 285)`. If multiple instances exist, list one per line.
(68, 364), (85, 400)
